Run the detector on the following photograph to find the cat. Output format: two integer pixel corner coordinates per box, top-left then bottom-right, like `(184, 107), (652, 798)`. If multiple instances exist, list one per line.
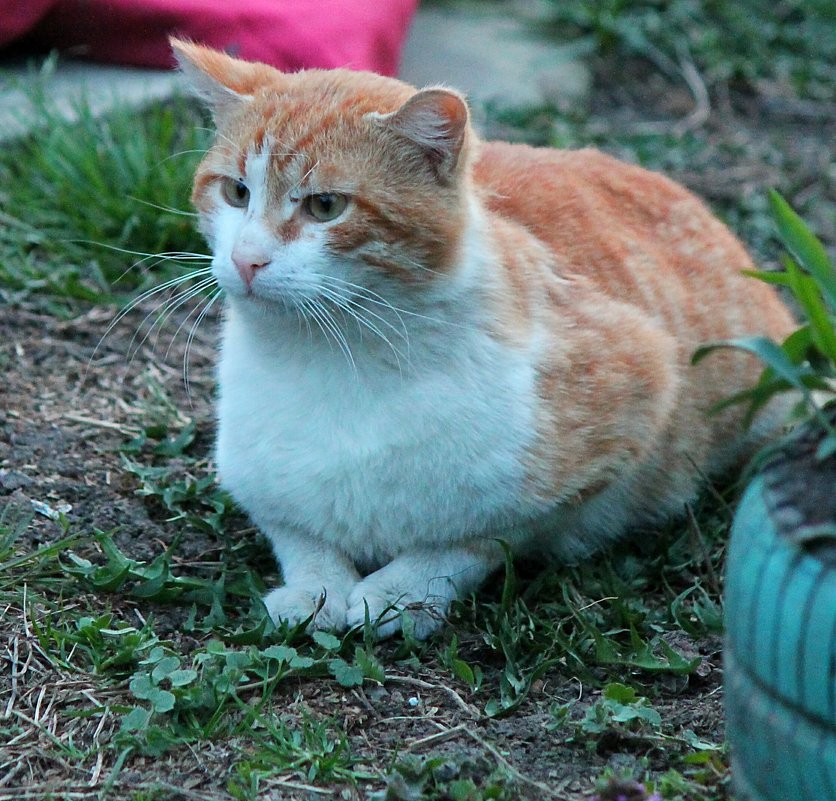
(171, 38), (795, 640)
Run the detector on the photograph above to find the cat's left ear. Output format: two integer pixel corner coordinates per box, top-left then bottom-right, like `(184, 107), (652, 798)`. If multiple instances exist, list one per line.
(382, 88), (470, 182)
(170, 37), (282, 123)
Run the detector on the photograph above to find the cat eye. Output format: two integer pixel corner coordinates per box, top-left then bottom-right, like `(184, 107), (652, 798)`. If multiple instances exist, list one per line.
(304, 193), (349, 222)
(221, 177), (250, 208)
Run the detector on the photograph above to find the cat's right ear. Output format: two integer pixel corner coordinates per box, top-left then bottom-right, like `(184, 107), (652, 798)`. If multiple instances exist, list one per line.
(379, 88), (470, 183)
(170, 38), (281, 122)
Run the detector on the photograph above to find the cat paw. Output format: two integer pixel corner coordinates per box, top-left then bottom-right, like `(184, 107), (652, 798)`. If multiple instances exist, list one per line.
(263, 584), (348, 632)
(345, 579), (448, 641)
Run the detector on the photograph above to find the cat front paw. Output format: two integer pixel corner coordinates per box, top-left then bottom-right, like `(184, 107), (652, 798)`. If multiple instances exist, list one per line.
(345, 580), (449, 641)
(263, 584), (349, 632)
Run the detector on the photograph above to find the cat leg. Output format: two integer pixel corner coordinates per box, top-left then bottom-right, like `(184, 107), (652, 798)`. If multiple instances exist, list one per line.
(345, 545), (497, 640)
(263, 528), (361, 631)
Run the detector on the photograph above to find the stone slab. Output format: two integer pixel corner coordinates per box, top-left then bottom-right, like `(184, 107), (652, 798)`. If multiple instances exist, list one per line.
(0, 58), (182, 140)
(398, 5), (590, 112)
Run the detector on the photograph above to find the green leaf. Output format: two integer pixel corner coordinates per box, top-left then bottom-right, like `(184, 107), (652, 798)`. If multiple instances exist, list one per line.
(168, 669), (198, 687)
(782, 256), (836, 361)
(138, 647), (167, 668)
(817, 434), (836, 460)
(129, 673), (155, 700)
(593, 628), (701, 674)
(680, 729), (722, 752)
(329, 658), (364, 687)
(224, 651), (252, 671)
(693, 336), (809, 391)
(484, 698), (503, 717)
(781, 325), (815, 363)
(149, 688), (175, 713)
(121, 706), (152, 732)
(151, 656), (181, 682)
(353, 647), (386, 683)
(603, 682), (638, 704)
(769, 190), (836, 308)
(609, 700), (661, 727)
(129, 673), (175, 712)
(496, 539), (517, 614)
(262, 645), (297, 663)
(741, 269), (791, 287)
(152, 419), (196, 456)
(224, 616), (270, 645)
(312, 631), (341, 651)
(451, 658), (475, 687)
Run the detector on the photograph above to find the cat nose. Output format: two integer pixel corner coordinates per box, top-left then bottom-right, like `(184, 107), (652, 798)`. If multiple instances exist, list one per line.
(232, 250), (271, 288)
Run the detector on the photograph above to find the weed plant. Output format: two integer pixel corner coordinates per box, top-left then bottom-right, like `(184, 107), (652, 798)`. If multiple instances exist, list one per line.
(0, 72), (210, 310)
(695, 192), (836, 458)
(537, 0), (835, 100)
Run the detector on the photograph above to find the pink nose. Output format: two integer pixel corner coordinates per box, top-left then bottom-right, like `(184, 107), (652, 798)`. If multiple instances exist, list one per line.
(232, 251), (270, 288)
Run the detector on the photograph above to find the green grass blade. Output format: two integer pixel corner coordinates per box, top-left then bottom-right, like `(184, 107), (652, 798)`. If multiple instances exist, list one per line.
(782, 256), (836, 362)
(693, 336), (810, 394)
(769, 189), (836, 307)
(741, 269), (792, 287)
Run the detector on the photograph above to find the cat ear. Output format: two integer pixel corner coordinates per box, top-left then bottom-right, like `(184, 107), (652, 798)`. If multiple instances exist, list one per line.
(170, 37), (282, 122)
(382, 88), (470, 181)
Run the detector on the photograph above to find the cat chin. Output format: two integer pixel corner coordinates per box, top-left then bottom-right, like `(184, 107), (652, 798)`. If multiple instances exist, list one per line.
(221, 282), (314, 314)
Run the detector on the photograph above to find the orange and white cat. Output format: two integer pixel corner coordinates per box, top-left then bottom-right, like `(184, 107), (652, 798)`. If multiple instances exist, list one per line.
(172, 39), (794, 639)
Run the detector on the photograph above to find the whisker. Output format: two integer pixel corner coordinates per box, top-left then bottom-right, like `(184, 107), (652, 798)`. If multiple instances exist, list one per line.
(158, 277), (220, 361)
(197, 127), (239, 151)
(343, 296), (411, 353)
(300, 297), (356, 372)
(294, 297), (313, 340)
(183, 289), (223, 404)
(398, 253), (445, 277)
(106, 249), (212, 286)
(316, 286), (410, 370)
(315, 275), (410, 338)
(111, 255), (198, 287)
(315, 272), (473, 340)
(160, 147), (210, 164)
(89, 268), (214, 372)
(126, 196), (198, 217)
(348, 293), (474, 332)
(128, 277), (217, 363)
(312, 298), (356, 372)
(317, 283), (410, 344)
(298, 297), (331, 351)
(70, 241), (212, 262)
(289, 160), (320, 195)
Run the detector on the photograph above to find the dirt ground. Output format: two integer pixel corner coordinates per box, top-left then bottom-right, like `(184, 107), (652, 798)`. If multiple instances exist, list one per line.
(1, 44), (833, 801)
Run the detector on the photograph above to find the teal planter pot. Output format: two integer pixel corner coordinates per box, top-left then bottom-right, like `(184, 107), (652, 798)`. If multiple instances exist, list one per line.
(725, 417), (836, 801)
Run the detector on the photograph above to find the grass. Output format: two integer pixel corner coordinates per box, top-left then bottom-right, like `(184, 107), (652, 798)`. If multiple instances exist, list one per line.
(0, 65), (210, 313)
(1, 9), (832, 797)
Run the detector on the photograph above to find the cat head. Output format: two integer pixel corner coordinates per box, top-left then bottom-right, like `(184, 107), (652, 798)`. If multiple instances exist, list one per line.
(172, 39), (477, 316)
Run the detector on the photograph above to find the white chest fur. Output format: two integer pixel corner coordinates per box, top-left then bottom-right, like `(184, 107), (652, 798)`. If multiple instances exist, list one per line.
(215, 302), (538, 567)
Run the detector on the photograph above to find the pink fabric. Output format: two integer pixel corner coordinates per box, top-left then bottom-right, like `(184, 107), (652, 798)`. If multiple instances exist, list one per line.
(0, 0), (418, 76)
(0, 1), (57, 46)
